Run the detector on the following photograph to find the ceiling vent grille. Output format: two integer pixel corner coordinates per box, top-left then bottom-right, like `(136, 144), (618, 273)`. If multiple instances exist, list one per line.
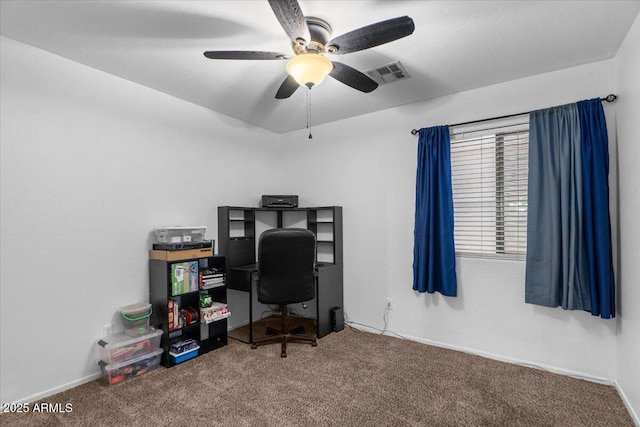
(364, 61), (410, 85)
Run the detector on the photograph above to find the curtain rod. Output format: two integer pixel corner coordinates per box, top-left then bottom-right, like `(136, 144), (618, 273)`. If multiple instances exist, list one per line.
(410, 94), (617, 135)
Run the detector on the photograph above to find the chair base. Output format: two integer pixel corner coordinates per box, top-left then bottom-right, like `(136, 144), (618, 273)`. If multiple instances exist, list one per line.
(251, 306), (317, 357)
(266, 325), (305, 336)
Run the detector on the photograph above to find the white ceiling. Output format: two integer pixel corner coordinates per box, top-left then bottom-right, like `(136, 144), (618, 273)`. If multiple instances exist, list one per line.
(2, 1), (639, 134)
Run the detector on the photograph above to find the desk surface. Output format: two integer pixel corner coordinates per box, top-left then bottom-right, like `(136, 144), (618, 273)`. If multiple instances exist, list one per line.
(231, 263), (328, 273)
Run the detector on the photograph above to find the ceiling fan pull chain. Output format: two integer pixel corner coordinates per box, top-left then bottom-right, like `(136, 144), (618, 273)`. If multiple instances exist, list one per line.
(307, 87), (313, 139)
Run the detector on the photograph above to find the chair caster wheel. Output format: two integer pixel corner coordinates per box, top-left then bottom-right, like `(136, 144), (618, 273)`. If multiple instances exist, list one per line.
(251, 344), (257, 349)
(280, 352), (287, 358)
(312, 342), (318, 347)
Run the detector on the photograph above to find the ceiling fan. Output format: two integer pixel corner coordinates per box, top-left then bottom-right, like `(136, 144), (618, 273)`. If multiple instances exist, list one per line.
(204, 0), (415, 99)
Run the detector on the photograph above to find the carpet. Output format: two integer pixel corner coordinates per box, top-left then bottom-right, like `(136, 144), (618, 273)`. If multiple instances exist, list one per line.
(228, 314), (317, 343)
(1, 326), (633, 426)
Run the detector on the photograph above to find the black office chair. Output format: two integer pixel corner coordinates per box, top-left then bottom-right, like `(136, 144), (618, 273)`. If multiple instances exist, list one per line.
(251, 228), (318, 357)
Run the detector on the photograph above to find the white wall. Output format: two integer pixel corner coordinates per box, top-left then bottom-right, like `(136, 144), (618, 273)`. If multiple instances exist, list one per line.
(279, 59), (620, 382)
(614, 13), (640, 423)
(0, 36), (283, 404)
(2, 26), (637, 415)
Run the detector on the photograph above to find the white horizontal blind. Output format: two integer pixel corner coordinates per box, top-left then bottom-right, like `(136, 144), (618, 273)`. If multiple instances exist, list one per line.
(450, 117), (529, 259)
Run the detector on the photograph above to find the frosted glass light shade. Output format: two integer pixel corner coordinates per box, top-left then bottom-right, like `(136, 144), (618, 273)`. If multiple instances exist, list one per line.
(285, 54), (333, 88)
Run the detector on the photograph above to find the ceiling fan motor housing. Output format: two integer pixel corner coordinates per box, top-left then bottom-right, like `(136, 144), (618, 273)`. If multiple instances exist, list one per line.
(299, 17), (332, 53)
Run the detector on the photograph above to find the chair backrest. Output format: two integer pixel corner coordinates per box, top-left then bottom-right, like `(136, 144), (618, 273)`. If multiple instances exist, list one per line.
(257, 228), (316, 305)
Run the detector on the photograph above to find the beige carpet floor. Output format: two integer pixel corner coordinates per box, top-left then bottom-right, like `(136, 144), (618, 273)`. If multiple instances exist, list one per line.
(228, 314), (317, 343)
(1, 326), (633, 426)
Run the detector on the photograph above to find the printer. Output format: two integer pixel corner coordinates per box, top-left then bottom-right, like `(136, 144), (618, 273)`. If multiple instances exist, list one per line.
(261, 195), (299, 208)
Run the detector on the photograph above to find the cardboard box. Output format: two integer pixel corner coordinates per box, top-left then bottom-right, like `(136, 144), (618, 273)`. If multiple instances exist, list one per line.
(149, 248), (213, 261)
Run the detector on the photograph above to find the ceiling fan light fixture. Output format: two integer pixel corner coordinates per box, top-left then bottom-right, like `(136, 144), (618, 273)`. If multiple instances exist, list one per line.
(286, 54), (333, 88)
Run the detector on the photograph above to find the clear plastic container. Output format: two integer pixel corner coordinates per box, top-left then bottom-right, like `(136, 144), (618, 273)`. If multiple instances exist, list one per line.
(155, 226), (207, 243)
(99, 348), (163, 385)
(98, 329), (162, 364)
(119, 303), (152, 328)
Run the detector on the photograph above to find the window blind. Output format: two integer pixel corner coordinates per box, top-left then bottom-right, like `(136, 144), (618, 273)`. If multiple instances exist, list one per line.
(450, 118), (529, 259)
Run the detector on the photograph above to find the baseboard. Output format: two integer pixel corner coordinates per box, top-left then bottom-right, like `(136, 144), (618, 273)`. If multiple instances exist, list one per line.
(7, 322), (247, 406)
(348, 322), (614, 385)
(407, 333), (614, 385)
(6, 372), (102, 405)
(354, 321), (638, 423)
(615, 382), (640, 426)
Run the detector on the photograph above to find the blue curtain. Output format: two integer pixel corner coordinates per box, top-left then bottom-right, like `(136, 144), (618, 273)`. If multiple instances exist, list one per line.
(412, 126), (457, 297)
(525, 99), (615, 318)
(577, 99), (615, 319)
(525, 104), (590, 310)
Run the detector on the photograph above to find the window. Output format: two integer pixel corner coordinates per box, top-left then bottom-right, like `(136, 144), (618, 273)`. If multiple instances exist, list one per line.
(449, 117), (529, 259)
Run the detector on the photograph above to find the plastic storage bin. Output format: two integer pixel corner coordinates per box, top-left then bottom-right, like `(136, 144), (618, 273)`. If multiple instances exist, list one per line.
(170, 338), (198, 354)
(99, 348), (163, 385)
(98, 329), (162, 364)
(169, 346), (199, 365)
(119, 303), (152, 328)
(155, 226), (207, 243)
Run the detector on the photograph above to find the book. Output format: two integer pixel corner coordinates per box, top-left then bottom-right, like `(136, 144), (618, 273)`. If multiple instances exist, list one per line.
(168, 300), (175, 332)
(171, 261), (198, 296)
(199, 271), (225, 289)
(201, 273), (224, 279)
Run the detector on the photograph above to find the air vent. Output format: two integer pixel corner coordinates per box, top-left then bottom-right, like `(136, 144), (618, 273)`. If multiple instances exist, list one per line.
(364, 61), (410, 85)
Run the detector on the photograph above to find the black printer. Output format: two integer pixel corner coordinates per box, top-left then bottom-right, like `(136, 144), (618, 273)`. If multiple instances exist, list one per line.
(261, 195), (299, 208)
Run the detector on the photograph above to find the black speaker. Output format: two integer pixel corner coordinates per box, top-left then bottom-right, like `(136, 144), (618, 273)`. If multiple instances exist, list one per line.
(331, 307), (344, 332)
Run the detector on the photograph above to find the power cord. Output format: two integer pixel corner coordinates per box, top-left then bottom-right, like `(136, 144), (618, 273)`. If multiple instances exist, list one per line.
(343, 309), (405, 338)
(345, 320), (408, 340)
(382, 305), (389, 335)
(260, 309), (277, 319)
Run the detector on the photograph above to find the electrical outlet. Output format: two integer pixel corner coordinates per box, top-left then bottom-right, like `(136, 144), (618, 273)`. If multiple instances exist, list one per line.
(103, 324), (113, 337)
(386, 298), (393, 310)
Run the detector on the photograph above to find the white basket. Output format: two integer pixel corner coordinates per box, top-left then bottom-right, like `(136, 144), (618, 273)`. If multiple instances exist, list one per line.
(155, 226), (206, 243)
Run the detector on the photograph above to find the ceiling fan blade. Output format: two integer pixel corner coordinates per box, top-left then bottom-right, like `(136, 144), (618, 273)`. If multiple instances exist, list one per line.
(326, 16), (415, 55)
(204, 51), (289, 60)
(329, 61), (378, 93)
(275, 75), (300, 99)
(268, 0), (311, 46)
